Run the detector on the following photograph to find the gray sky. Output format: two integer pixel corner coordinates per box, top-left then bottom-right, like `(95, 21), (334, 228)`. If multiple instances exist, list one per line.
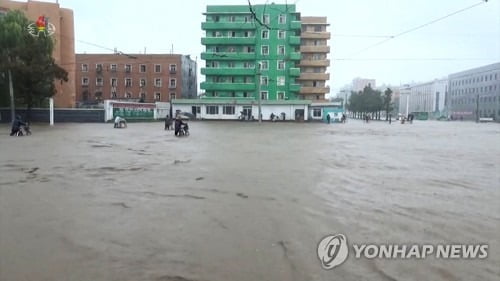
(55, 0), (500, 95)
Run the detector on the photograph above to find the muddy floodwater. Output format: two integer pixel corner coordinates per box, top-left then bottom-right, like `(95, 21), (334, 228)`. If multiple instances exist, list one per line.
(0, 120), (499, 281)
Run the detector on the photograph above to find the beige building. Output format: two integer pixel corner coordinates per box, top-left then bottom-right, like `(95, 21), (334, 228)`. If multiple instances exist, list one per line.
(1, 0), (76, 107)
(75, 54), (197, 105)
(298, 17), (330, 101)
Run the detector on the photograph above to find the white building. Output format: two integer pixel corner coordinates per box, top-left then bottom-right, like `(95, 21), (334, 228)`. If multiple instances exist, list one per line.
(352, 78), (376, 93)
(399, 79), (448, 117)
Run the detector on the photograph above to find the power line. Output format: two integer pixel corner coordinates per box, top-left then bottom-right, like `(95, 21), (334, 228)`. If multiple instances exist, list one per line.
(334, 57), (497, 61)
(347, 0), (489, 58)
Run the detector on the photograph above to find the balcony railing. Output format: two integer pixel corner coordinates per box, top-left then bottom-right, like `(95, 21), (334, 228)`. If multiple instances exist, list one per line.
(301, 32), (331, 39)
(289, 68), (300, 77)
(201, 52), (256, 61)
(300, 45), (330, 53)
(202, 22), (256, 30)
(200, 82), (256, 91)
(299, 86), (330, 94)
(288, 36), (301, 45)
(298, 59), (330, 67)
(297, 73), (330, 80)
(201, 67), (255, 76)
(201, 37), (256, 45)
(290, 21), (301, 30)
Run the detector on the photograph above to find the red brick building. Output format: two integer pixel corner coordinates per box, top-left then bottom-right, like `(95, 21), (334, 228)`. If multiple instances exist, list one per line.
(75, 54), (197, 105)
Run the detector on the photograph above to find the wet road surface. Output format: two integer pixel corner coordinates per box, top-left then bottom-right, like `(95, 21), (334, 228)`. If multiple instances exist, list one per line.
(0, 120), (499, 281)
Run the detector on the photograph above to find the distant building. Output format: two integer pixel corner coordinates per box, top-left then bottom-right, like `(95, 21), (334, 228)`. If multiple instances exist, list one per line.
(447, 62), (500, 120)
(75, 54), (197, 105)
(399, 79), (448, 117)
(298, 17), (330, 101)
(352, 78), (376, 93)
(1, 0), (76, 107)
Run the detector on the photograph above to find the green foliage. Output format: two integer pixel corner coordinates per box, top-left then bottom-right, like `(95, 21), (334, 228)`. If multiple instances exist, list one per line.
(0, 10), (68, 108)
(347, 85), (384, 115)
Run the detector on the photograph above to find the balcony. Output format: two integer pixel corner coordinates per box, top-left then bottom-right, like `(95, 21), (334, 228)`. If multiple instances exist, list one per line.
(201, 37), (256, 45)
(201, 67), (255, 76)
(300, 86), (330, 94)
(201, 82), (256, 91)
(301, 31), (331, 39)
(298, 59), (330, 67)
(289, 52), (301, 61)
(288, 36), (300, 45)
(290, 21), (301, 30)
(289, 84), (301, 92)
(201, 52), (256, 61)
(289, 68), (300, 77)
(300, 45), (330, 53)
(297, 73), (330, 80)
(202, 22), (256, 30)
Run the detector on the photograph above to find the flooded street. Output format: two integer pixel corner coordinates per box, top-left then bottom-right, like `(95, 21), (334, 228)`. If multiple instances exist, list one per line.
(0, 120), (499, 281)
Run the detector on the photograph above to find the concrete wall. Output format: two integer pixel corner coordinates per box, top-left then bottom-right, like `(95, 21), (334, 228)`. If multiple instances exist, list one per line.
(0, 108), (104, 123)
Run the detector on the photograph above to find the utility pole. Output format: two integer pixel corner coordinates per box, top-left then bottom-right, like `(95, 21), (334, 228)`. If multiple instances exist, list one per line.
(476, 94), (479, 122)
(258, 74), (262, 123)
(8, 69), (15, 122)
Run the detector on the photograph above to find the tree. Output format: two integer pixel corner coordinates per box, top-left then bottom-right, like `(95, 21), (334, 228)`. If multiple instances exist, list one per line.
(0, 10), (68, 121)
(383, 88), (393, 120)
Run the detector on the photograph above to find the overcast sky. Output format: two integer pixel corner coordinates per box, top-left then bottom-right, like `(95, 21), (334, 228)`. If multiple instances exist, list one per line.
(52, 0), (500, 95)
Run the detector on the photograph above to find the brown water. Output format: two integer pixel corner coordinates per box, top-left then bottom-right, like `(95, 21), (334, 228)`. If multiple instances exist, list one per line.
(0, 120), (499, 281)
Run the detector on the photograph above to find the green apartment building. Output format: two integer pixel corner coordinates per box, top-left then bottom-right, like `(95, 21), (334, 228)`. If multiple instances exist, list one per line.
(201, 4), (301, 101)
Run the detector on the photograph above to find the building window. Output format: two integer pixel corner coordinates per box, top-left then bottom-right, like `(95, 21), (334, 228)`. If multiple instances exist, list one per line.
(169, 78), (177, 88)
(262, 30), (269, 39)
(277, 92), (285, 100)
(96, 64), (103, 72)
(244, 16), (252, 23)
(125, 92), (132, 99)
(223, 106), (235, 115)
(170, 64), (177, 73)
(155, 78), (162, 87)
(125, 64), (132, 73)
(228, 62), (235, 68)
(313, 108), (322, 117)
(170, 93), (176, 100)
(278, 30), (286, 39)
(110, 64), (117, 72)
(154, 64), (161, 73)
(111, 91), (117, 98)
(213, 15), (220, 22)
(155, 92), (161, 100)
(140, 64), (146, 73)
(278, 45), (285, 55)
(244, 31), (253, 38)
(314, 25), (322, 32)
(229, 15), (236, 22)
(277, 76), (285, 86)
(243, 92), (248, 98)
(260, 76), (268, 85)
(140, 92), (146, 101)
(260, 91), (268, 100)
(243, 46), (254, 53)
(278, 60), (285, 70)
(82, 77), (89, 85)
(229, 31), (236, 37)
(263, 14), (270, 24)
(96, 77), (103, 86)
(125, 78), (132, 87)
(81, 64), (88, 72)
(140, 78), (146, 87)
(206, 105), (219, 115)
(260, 60), (268, 70)
(111, 78), (118, 87)
(278, 14), (286, 24)
(261, 45), (269, 55)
